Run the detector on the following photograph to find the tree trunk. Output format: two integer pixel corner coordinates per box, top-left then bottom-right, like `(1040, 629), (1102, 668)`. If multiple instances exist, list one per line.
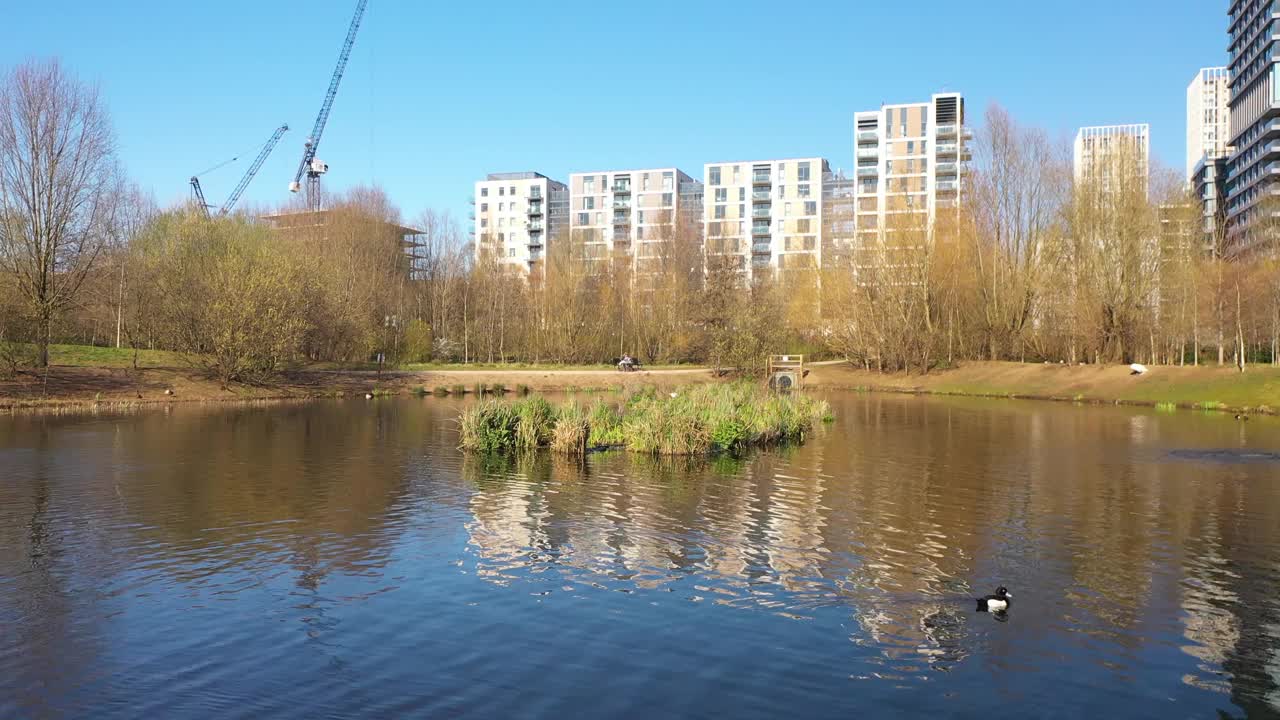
(37, 310), (51, 368)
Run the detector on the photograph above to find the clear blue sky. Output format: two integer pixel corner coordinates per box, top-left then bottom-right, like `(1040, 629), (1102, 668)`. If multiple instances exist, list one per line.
(2, 1), (1224, 228)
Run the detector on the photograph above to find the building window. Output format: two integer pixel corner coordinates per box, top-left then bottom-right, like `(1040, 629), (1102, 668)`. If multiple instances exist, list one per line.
(480, 203), (488, 212)
(798, 162), (810, 181)
(798, 184), (810, 198)
(709, 167), (721, 185)
(797, 219), (811, 233)
(480, 218), (488, 228)
(578, 212), (589, 225)
(509, 186), (516, 195)
(662, 192), (673, 206)
(715, 205), (726, 219)
(595, 212), (602, 224)
(509, 247), (515, 258)
(785, 202), (792, 214)
(805, 201), (817, 215)
(584, 177), (595, 193)
(663, 171), (673, 190)
(778, 162), (786, 181)
(480, 188), (489, 197)
(732, 166), (740, 184)
(498, 218), (506, 227)
(584, 197), (595, 210)
(642, 175), (650, 191)
(715, 188), (728, 202)
(778, 185), (786, 198)
(498, 187), (505, 196)
(498, 232), (504, 242)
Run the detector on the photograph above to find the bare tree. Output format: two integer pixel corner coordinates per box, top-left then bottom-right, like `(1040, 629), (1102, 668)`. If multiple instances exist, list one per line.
(0, 59), (120, 367)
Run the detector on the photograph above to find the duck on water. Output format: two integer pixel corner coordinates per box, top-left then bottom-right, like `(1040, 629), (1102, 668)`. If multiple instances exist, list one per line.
(976, 586), (1012, 612)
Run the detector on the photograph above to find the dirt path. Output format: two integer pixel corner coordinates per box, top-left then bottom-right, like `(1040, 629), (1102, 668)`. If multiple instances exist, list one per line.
(0, 364), (722, 411)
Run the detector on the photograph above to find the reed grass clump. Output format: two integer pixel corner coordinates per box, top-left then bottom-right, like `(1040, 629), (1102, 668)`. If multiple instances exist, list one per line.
(458, 400), (519, 453)
(451, 384), (467, 395)
(516, 384), (531, 396)
(551, 400), (590, 455)
(458, 383), (831, 456)
(514, 396), (556, 450)
(432, 386), (449, 397)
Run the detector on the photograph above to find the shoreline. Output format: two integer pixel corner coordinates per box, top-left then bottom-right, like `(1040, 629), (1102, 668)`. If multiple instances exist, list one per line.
(2, 360), (1276, 417)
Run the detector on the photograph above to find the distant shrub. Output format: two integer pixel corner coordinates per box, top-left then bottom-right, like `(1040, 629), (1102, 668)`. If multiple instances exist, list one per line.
(432, 337), (463, 363)
(432, 386), (449, 397)
(491, 383), (507, 395)
(402, 319), (433, 363)
(451, 384), (467, 395)
(516, 384), (531, 396)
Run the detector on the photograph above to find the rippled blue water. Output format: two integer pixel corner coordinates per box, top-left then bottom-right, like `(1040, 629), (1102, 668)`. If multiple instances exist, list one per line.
(2, 394), (1279, 718)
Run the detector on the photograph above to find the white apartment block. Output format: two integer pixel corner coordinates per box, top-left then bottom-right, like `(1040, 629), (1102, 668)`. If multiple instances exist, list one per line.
(1073, 124), (1150, 196)
(567, 168), (701, 271)
(703, 158), (829, 280)
(473, 172), (568, 273)
(1186, 67), (1230, 182)
(852, 92), (970, 246)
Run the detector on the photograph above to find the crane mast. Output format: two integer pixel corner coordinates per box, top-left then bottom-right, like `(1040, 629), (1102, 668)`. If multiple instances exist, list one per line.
(289, 0), (369, 212)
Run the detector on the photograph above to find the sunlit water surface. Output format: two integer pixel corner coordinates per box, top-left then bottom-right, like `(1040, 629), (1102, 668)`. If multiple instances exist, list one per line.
(2, 394), (1280, 718)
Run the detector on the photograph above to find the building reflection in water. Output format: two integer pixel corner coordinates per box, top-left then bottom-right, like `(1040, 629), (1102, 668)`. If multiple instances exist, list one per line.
(460, 395), (1280, 699)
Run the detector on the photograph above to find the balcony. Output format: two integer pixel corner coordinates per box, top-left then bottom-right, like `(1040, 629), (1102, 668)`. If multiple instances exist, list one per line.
(856, 148), (878, 161)
(857, 167), (878, 177)
(857, 130), (879, 143)
(528, 222), (544, 232)
(752, 225), (771, 237)
(752, 205), (771, 218)
(752, 244), (772, 255)
(936, 143), (958, 156)
(528, 190), (543, 200)
(935, 124), (957, 137)
(752, 189), (771, 200)
(527, 204), (544, 216)
(935, 162), (958, 176)
(613, 199), (632, 209)
(936, 180), (959, 192)
(612, 184), (631, 194)
(752, 172), (772, 185)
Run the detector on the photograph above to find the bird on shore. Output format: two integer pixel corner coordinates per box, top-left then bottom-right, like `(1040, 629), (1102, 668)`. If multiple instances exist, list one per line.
(976, 586), (1012, 612)
(1235, 414), (1249, 421)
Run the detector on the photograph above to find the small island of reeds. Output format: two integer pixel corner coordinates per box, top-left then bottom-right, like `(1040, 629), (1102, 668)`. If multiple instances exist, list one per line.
(459, 383), (833, 456)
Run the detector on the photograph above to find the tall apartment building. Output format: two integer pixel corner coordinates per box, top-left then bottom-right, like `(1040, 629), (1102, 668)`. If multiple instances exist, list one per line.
(1188, 68), (1232, 253)
(1187, 67), (1231, 182)
(1073, 124), (1150, 196)
(702, 158), (830, 281)
(567, 168), (702, 271)
(852, 92), (970, 250)
(1226, 0), (1280, 251)
(473, 172), (568, 273)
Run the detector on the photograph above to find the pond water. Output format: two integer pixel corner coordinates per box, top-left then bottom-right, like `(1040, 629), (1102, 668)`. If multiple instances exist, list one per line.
(2, 394), (1279, 718)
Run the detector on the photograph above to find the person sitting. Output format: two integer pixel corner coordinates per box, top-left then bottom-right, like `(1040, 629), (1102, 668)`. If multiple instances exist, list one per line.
(618, 354), (635, 371)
